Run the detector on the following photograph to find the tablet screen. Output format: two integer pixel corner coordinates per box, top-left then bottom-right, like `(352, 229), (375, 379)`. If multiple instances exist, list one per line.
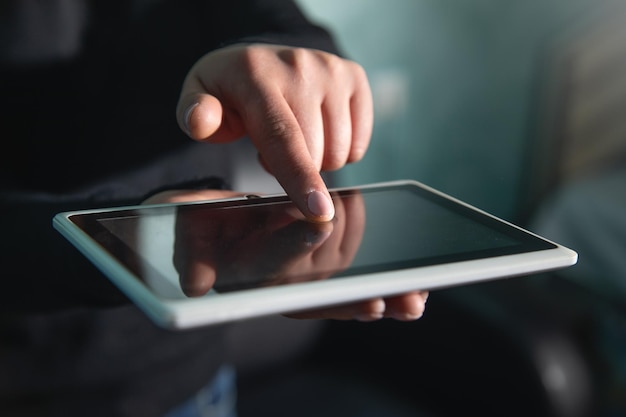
(68, 182), (555, 300)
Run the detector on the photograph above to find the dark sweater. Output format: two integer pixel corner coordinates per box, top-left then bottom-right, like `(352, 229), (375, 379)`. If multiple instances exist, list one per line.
(0, 1), (337, 415)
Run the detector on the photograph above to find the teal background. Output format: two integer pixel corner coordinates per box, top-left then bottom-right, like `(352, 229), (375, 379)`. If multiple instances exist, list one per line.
(296, 0), (602, 220)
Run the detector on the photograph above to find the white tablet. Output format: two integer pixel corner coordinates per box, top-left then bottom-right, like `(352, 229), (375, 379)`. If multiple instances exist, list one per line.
(53, 179), (577, 329)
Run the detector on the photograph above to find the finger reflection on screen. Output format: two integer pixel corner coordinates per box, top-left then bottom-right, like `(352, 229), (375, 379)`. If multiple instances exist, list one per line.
(172, 192), (366, 297)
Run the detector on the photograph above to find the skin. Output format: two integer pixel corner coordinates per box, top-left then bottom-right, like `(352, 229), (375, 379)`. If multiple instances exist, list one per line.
(176, 44), (373, 222)
(159, 43), (428, 321)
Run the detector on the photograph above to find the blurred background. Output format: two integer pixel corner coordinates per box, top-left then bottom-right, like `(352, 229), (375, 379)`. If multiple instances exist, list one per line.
(235, 1), (626, 416)
(294, 0), (624, 220)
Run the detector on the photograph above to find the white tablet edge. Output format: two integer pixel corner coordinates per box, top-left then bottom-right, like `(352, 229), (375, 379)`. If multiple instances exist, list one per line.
(52, 179), (578, 329)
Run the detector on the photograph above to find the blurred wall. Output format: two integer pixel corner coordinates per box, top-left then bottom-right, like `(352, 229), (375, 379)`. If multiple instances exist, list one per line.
(296, 0), (607, 220)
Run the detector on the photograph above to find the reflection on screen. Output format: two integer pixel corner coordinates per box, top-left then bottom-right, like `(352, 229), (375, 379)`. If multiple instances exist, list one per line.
(350, 189), (517, 268)
(98, 212), (186, 298)
(94, 185), (550, 299)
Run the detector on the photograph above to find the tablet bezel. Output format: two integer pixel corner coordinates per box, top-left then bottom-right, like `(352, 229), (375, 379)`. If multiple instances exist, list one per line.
(53, 179), (577, 329)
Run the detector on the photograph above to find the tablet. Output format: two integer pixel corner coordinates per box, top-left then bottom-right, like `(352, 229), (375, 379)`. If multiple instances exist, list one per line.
(53, 179), (577, 329)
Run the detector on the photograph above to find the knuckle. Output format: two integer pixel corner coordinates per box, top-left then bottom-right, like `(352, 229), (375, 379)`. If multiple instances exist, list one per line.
(279, 47), (314, 85)
(239, 46), (281, 85)
(265, 112), (298, 140)
(280, 47), (310, 66)
(350, 61), (368, 81)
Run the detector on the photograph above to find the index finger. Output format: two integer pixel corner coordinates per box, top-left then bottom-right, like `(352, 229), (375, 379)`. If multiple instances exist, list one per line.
(246, 91), (335, 222)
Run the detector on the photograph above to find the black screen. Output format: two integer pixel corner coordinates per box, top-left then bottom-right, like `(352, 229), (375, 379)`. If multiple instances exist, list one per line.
(70, 183), (555, 299)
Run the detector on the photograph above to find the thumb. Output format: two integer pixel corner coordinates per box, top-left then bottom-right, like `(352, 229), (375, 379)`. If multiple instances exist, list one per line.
(177, 69), (246, 143)
(176, 92), (223, 141)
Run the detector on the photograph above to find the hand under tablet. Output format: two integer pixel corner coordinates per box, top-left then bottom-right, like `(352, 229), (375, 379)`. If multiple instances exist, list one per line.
(144, 188), (428, 322)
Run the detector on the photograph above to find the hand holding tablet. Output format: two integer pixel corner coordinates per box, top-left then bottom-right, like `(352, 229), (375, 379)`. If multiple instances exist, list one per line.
(53, 180), (577, 329)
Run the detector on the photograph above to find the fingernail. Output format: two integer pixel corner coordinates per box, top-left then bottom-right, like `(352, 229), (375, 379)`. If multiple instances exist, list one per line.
(183, 102), (199, 136)
(307, 191), (334, 219)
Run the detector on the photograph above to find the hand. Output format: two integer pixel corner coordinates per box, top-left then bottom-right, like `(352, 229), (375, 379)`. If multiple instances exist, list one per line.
(176, 44), (374, 222)
(144, 190), (428, 322)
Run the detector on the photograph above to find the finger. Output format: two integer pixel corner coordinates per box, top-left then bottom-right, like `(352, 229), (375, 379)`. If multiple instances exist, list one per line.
(280, 83), (325, 169)
(258, 104), (325, 173)
(348, 64), (374, 163)
(307, 192), (362, 270)
(284, 298), (386, 321)
(336, 192), (366, 262)
(173, 218), (219, 297)
(226, 221), (332, 286)
(321, 95), (352, 171)
(177, 78), (245, 143)
(177, 84), (222, 140)
(384, 291), (429, 321)
(178, 259), (218, 298)
(172, 202), (262, 297)
(246, 91), (335, 222)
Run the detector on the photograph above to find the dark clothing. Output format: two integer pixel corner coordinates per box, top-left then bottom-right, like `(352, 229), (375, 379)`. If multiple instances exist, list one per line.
(1, 0), (337, 194)
(0, 1), (337, 416)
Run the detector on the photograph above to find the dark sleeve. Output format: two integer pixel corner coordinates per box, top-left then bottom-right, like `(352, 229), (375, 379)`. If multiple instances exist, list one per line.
(126, 0), (343, 60)
(1, 175), (227, 313)
(1, 193), (132, 313)
(208, 0), (342, 54)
